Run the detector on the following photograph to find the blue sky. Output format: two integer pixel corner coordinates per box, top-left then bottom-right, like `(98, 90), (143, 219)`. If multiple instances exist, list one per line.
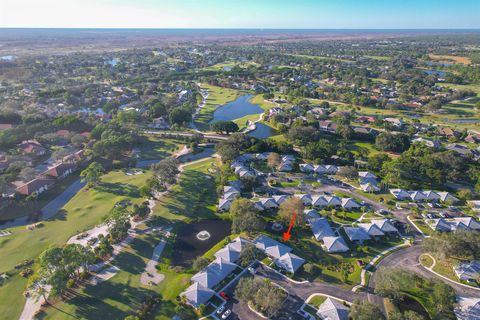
(1, 0), (479, 28)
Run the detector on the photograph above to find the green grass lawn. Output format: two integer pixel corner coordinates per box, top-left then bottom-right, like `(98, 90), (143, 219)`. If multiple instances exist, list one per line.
(419, 254), (434, 268)
(410, 219), (434, 236)
(40, 229), (192, 320)
(194, 84), (242, 130)
(308, 295), (328, 307)
(139, 135), (184, 160)
(0, 169), (152, 320)
(432, 258), (458, 282)
(152, 158), (220, 222)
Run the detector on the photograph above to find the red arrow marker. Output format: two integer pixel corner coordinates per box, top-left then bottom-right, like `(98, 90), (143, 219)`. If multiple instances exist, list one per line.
(283, 212), (297, 242)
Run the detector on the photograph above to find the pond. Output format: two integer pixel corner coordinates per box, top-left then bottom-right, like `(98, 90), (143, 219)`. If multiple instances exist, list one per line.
(396, 295), (430, 320)
(423, 69), (446, 77)
(171, 219), (232, 267)
(248, 122), (278, 139)
(450, 118), (480, 124)
(210, 94), (263, 123)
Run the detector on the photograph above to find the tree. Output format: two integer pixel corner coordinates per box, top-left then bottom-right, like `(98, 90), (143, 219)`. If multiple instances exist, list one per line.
(374, 267), (416, 301)
(192, 257), (210, 271)
(18, 167), (37, 182)
(169, 108), (191, 126)
(210, 121), (239, 134)
(237, 244), (266, 267)
(278, 197), (304, 226)
(432, 282), (456, 316)
(349, 300), (384, 320)
(80, 162), (104, 188)
(152, 157), (179, 189)
(235, 278), (286, 318)
(375, 132), (410, 153)
(367, 154), (390, 172)
(389, 310), (423, 320)
(267, 152), (281, 169)
(423, 230), (480, 260)
(336, 124), (354, 140)
(230, 198), (265, 234)
(337, 166), (358, 180)
(103, 206), (131, 243)
(33, 244), (95, 300)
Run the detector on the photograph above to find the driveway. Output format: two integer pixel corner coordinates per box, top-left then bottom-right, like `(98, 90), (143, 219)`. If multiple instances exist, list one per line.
(41, 179), (86, 219)
(369, 245), (480, 298)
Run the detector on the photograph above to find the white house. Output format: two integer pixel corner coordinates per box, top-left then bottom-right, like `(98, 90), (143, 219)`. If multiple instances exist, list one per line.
(257, 198), (278, 209)
(341, 198), (360, 210)
(357, 223), (385, 237)
(323, 236), (349, 253)
(454, 261), (480, 282)
(272, 195), (289, 205)
(311, 196), (328, 208)
(218, 199), (232, 212)
(371, 219), (398, 233)
(438, 192), (459, 204)
(316, 297), (349, 320)
(324, 196), (342, 207)
(294, 194), (313, 206)
(275, 252), (305, 274)
(390, 189), (411, 200)
(409, 191), (427, 202)
(300, 163), (315, 173)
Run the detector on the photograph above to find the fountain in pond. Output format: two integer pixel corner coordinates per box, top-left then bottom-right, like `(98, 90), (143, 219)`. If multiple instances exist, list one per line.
(196, 230), (211, 241)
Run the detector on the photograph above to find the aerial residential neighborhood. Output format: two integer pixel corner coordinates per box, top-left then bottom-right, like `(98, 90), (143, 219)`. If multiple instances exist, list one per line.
(1, 1), (480, 320)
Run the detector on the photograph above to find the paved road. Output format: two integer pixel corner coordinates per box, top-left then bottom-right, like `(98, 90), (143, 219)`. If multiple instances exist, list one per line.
(41, 179), (86, 219)
(369, 244), (480, 298)
(144, 130), (229, 140)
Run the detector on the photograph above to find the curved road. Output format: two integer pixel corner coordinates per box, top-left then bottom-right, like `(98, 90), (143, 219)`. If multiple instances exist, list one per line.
(369, 244), (480, 298)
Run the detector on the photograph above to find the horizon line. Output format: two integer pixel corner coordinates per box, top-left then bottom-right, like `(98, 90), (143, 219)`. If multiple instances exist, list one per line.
(1, 27), (480, 30)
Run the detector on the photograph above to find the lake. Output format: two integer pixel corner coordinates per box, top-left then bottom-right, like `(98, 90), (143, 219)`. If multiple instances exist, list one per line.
(450, 118), (480, 124)
(423, 69), (446, 77)
(171, 219), (232, 267)
(248, 122), (278, 139)
(210, 94), (263, 123)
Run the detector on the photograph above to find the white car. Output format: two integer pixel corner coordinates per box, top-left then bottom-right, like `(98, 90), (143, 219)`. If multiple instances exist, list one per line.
(247, 267), (256, 274)
(222, 309), (232, 319)
(216, 306), (225, 315)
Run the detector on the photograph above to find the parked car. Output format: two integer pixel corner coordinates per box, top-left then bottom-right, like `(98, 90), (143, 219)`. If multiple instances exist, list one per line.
(220, 292), (230, 300)
(216, 306), (225, 315)
(222, 309), (232, 319)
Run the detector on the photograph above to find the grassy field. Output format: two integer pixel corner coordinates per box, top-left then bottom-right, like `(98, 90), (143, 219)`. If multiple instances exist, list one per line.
(194, 84), (242, 130)
(438, 83), (480, 95)
(365, 55), (392, 61)
(152, 158), (220, 222)
(40, 230), (192, 320)
(429, 54), (471, 65)
(139, 136), (184, 160)
(0, 169), (152, 320)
